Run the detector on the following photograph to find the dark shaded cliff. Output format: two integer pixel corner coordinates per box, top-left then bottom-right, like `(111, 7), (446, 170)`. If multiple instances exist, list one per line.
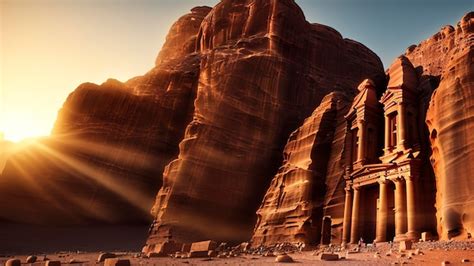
(144, 0), (385, 252)
(0, 7), (212, 224)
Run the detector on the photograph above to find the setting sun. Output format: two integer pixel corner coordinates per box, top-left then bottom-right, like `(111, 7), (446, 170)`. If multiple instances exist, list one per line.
(0, 110), (51, 142)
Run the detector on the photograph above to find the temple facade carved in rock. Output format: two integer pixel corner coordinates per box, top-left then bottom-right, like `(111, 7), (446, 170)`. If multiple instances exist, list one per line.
(342, 57), (436, 244)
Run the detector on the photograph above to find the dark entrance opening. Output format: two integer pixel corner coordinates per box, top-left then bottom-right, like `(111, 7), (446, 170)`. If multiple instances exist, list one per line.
(386, 181), (396, 242)
(360, 184), (378, 243)
(359, 182), (397, 243)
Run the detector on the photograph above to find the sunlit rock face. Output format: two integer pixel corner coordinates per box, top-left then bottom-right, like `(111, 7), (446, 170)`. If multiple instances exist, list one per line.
(251, 92), (351, 246)
(144, 0), (385, 250)
(0, 7), (212, 224)
(422, 12), (474, 240)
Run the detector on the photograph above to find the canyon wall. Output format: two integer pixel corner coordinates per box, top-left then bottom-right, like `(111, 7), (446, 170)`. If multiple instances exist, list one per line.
(0, 7), (211, 224)
(144, 0), (385, 252)
(422, 12), (474, 239)
(251, 92), (350, 246)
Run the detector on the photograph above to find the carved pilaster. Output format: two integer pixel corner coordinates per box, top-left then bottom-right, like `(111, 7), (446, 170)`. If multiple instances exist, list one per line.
(350, 186), (361, 244)
(342, 185), (353, 245)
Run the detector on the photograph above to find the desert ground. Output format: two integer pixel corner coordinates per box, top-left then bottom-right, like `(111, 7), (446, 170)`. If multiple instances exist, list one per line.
(1, 237), (472, 265)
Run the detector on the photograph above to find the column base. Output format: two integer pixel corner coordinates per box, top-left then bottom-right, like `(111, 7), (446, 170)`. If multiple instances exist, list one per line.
(405, 231), (420, 242)
(375, 237), (387, 243)
(394, 234), (407, 242)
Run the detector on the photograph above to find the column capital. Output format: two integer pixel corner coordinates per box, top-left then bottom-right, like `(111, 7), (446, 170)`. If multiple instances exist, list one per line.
(378, 177), (389, 185)
(392, 176), (405, 184)
(404, 175), (415, 182)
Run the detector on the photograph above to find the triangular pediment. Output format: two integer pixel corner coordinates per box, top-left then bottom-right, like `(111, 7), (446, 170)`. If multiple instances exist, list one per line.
(351, 163), (393, 177)
(346, 79), (380, 119)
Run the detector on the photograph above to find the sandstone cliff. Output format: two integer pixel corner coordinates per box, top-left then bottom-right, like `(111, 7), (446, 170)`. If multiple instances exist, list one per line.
(251, 92), (350, 246)
(0, 7), (212, 224)
(422, 12), (474, 239)
(144, 0), (385, 251)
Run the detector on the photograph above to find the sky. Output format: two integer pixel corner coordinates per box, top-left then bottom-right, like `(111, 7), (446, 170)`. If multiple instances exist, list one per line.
(1, 0), (472, 142)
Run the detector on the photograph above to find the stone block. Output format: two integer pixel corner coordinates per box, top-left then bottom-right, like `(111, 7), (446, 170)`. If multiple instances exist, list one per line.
(399, 240), (412, 251)
(320, 253), (339, 261)
(190, 240), (217, 252)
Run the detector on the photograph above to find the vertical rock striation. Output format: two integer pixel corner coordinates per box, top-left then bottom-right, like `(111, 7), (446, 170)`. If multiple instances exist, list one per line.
(423, 12), (474, 240)
(144, 0), (384, 251)
(251, 92), (351, 246)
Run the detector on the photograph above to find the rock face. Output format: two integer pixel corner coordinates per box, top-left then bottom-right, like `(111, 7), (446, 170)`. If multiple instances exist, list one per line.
(251, 92), (351, 246)
(422, 12), (474, 239)
(144, 0), (384, 251)
(0, 7), (212, 224)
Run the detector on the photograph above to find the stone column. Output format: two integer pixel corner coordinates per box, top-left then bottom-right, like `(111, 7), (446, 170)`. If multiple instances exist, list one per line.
(357, 120), (366, 163)
(398, 103), (407, 149)
(394, 178), (407, 241)
(342, 186), (353, 245)
(350, 187), (361, 244)
(376, 179), (388, 242)
(384, 115), (390, 153)
(405, 176), (420, 240)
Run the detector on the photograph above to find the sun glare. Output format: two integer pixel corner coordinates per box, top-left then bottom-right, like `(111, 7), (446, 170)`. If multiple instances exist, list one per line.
(0, 111), (51, 142)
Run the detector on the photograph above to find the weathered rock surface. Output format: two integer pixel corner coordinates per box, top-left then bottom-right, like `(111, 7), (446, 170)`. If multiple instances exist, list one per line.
(144, 0), (384, 251)
(252, 92), (351, 246)
(0, 7), (211, 224)
(416, 12), (474, 240)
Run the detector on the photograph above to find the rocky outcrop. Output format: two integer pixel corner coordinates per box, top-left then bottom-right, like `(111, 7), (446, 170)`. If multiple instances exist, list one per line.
(0, 7), (212, 224)
(251, 92), (351, 246)
(144, 0), (385, 251)
(424, 12), (474, 240)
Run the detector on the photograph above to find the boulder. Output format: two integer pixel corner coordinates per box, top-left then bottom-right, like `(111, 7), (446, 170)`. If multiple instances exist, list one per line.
(5, 259), (21, 266)
(275, 254), (294, 263)
(319, 253), (339, 261)
(26, 255), (37, 263)
(98, 252), (116, 262)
